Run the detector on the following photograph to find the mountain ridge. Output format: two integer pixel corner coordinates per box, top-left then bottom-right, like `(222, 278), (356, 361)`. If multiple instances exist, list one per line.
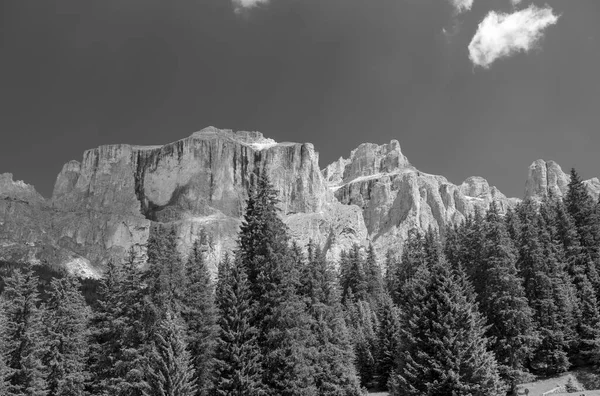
(0, 126), (598, 277)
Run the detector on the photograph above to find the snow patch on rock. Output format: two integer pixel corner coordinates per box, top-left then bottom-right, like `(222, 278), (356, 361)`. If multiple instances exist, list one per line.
(65, 257), (102, 279)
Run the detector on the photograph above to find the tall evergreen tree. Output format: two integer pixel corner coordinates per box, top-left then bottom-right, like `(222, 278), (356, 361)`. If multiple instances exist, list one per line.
(301, 243), (362, 396)
(0, 304), (12, 394)
(389, 258), (505, 396)
(391, 229), (427, 307)
(143, 312), (196, 396)
(554, 197), (600, 365)
(182, 239), (218, 396)
(375, 293), (401, 391)
(340, 244), (367, 304)
(565, 168), (600, 294)
(42, 276), (90, 396)
(516, 201), (573, 375)
(479, 202), (536, 391)
(0, 267), (47, 396)
(364, 244), (384, 303)
(212, 256), (265, 396)
(237, 173), (317, 395)
(88, 251), (148, 396)
(344, 299), (378, 388)
(145, 225), (185, 313)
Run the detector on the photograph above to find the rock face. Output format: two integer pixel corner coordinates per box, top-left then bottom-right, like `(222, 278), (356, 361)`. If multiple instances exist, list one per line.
(1, 127), (597, 276)
(524, 159), (599, 201)
(0, 127), (368, 275)
(324, 140), (518, 258)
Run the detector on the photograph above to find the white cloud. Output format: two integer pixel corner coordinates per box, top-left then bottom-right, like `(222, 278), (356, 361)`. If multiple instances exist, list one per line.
(232, 0), (269, 13)
(511, 0), (523, 5)
(468, 5), (559, 68)
(449, 0), (474, 14)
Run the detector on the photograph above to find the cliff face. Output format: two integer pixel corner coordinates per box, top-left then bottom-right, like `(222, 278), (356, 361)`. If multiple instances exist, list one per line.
(0, 127), (597, 276)
(323, 140), (519, 257)
(31, 127), (366, 274)
(524, 159), (600, 201)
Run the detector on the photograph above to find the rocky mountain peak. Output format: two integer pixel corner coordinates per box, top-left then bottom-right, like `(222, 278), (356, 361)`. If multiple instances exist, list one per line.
(323, 140), (412, 188)
(524, 159), (599, 201)
(0, 173), (45, 205)
(2, 127), (598, 277)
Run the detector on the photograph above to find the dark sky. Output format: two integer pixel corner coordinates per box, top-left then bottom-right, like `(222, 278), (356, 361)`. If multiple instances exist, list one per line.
(1, 0), (599, 199)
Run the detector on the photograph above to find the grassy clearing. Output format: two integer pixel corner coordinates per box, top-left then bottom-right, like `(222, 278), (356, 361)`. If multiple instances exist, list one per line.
(517, 368), (600, 395)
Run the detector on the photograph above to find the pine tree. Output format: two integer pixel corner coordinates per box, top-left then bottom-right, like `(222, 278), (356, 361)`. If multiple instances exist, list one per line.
(479, 202), (536, 391)
(182, 239), (218, 396)
(565, 168), (600, 294)
(345, 299), (378, 388)
(340, 244), (367, 304)
(0, 267), (47, 396)
(42, 276), (90, 396)
(516, 201), (573, 375)
(554, 197), (600, 365)
(364, 244), (384, 303)
(145, 225), (185, 313)
(237, 173), (317, 395)
(301, 243), (362, 396)
(88, 251), (148, 396)
(212, 256), (265, 396)
(0, 296), (14, 394)
(143, 312), (196, 396)
(391, 229), (427, 307)
(383, 249), (397, 295)
(375, 293), (401, 391)
(389, 258), (505, 396)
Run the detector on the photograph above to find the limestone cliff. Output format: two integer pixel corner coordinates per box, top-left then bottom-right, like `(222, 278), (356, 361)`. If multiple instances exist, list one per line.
(524, 159), (600, 201)
(323, 140), (518, 258)
(1, 127), (597, 276)
(9, 127), (366, 275)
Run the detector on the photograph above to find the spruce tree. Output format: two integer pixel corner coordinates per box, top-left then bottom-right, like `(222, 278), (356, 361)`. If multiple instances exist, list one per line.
(375, 293), (401, 391)
(145, 225), (185, 313)
(182, 239), (218, 396)
(237, 173), (317, 395)
(565, 168), (600, 294)
(391, 229), (427, 307)
(345, 299), (378, 388)
(340, 244), (367, 304)
(212, 256), (265, 396)
(389, 258), (505, 396)
(88, 251), (148, 396)
(301, 243), (362, 396)
(0, 267), (47, 396)
(143, 312), (196, 396)
(554, 197), (600, 365)
(42, 276), (90, 396)
(479, 202), (536, 391)
(364, 244), (384, 303)
(0, 293), (14, 394)
(516, 201), (573, 375)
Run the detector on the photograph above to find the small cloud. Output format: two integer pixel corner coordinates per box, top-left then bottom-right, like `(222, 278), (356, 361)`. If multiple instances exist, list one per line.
(511, 0), (523, 5)
(232, 0), (269, 13)
(449, 0), (474, 14)
(468, 5), (560, 68)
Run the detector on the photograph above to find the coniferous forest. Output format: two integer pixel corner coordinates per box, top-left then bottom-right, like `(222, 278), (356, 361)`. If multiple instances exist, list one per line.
(1, 169), (600, 396)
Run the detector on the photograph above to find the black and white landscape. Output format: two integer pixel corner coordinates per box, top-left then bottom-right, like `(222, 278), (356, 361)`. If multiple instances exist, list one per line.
(1, 1), (600, 395)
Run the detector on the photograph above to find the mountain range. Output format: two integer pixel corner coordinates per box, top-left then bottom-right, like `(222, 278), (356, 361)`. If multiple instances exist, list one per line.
(1, 126), (598, 278)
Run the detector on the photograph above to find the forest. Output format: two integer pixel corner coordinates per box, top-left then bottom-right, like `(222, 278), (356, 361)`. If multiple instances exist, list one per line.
(1, 169), (600, 396)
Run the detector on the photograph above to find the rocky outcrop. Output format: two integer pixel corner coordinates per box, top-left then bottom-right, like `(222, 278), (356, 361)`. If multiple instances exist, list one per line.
(324, 140), (518, 258)
(2, 127), (598, 277)
(524, 159), (599, 201)
(0, 127), (367, 275)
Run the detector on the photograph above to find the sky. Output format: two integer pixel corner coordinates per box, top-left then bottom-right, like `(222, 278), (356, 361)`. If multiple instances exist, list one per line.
(1, 0), (599, 199)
